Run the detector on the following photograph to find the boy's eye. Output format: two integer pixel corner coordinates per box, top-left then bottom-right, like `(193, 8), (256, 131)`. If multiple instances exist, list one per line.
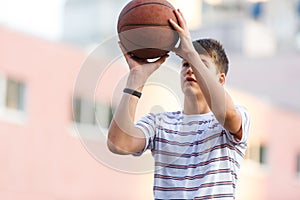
(182, 62), (190, 67)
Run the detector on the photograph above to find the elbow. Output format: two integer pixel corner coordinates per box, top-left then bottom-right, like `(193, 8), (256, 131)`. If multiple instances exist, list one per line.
(107, 140), (128, 155)
(107, 123), (125, 154)
(106, 138), (119, 154)
(107, 141), (134, 155)
(106, 130), (132, 155)
(106, 135), (125, 155)
(106, 123), (144, 155)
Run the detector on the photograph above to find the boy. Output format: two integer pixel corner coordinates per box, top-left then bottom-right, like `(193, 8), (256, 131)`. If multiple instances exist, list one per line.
(107, 9), (250, 199)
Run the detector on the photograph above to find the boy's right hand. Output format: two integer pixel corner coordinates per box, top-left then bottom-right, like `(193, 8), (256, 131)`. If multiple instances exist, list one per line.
(119, 42), (169, 91)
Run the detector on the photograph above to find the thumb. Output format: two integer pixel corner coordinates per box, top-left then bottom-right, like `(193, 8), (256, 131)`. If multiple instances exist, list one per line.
(155, 54), (169, 65)
(144, 54), (169, 75)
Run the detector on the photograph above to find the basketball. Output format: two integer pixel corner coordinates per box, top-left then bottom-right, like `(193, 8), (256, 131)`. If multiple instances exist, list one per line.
(117, 0), (179, 59)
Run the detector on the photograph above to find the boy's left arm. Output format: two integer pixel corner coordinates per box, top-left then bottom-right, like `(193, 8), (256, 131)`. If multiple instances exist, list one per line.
(169, 9), (242, 140)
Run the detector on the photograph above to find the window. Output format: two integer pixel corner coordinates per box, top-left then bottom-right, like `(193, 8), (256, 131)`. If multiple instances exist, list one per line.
(73, 97), (96, 125)
(248, 143), (268, 166)
(259, 144), (267, 165)
(0, 75), (26, 123)
(73, 97), (113, 129)
(5, 79), (26, 111)
(297, 154), (300, 177)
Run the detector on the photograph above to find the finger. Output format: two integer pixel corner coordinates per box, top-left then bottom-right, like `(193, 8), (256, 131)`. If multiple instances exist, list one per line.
(177, 9), (187, 24)
(119, 41), (137, 65)
(173, 9), (186, 30)
(118, 43), (145, 62)
(169, 18), (183, 33)
(118, 41), (127, 54)
(132, 55), (148, 63)
(146, 54), (169, 72)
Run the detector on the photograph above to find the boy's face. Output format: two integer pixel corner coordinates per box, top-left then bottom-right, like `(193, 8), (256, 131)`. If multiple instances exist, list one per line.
(180, 54), (225, 96)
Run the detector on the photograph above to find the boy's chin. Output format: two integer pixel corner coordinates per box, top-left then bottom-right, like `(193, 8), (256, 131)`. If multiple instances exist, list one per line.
(182, 87), (202, 96)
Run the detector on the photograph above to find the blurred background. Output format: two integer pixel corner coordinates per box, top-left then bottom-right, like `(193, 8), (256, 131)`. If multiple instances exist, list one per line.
(1, 0), (300, 199)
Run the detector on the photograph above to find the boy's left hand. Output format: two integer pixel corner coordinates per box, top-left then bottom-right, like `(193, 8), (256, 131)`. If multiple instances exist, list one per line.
(169, 9), (195, 59)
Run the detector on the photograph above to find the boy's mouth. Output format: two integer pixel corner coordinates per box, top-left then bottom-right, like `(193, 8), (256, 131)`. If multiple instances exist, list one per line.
(186, 76), (196, 82)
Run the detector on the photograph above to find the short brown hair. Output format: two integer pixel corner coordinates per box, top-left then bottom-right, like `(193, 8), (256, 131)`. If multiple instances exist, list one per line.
(192, 39), (229, 75)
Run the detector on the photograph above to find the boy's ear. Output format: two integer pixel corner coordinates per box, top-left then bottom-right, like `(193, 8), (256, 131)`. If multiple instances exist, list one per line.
(219, 73), (226, 85)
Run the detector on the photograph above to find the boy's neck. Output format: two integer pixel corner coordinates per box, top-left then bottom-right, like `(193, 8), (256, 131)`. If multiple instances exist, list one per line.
(183, 95), (210, 115)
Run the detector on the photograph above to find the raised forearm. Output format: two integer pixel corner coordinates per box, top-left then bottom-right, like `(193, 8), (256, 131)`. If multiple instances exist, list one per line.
(107, 75), (146, 155)
(186, 51), (241, 133)
(107, 46), (168, 154)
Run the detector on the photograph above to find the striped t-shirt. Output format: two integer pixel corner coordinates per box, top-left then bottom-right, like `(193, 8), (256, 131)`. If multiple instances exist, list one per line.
(135, 105), (250, 200)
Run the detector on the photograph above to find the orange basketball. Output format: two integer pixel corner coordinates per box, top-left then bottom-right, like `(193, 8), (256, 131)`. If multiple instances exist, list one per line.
(117, 0), (179, 59)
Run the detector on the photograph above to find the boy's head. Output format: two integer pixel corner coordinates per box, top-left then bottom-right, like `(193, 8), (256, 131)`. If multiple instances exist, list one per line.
(192, 39), (229, 76)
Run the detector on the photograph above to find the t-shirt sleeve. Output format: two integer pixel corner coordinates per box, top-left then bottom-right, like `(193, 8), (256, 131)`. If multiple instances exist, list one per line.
(132, 113), (156, 156)
(226, 105), (251, 145)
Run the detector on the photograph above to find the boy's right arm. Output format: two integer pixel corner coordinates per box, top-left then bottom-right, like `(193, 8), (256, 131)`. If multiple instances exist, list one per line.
(107, 43), (169, 155)
(107, 85), (146, 155)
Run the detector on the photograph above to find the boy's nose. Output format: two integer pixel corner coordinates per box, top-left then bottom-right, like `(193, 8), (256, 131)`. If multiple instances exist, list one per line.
(186, 67), (193, 75)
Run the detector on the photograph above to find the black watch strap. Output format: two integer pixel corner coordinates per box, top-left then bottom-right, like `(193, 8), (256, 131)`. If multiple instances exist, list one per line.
(123, 88), (142, 98)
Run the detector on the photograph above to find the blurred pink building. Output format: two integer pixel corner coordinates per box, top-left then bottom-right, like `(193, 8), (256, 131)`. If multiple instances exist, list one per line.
(1, 26), (300, 200)
(0, 27), (153, 200)
(231, 90), (300, 200)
